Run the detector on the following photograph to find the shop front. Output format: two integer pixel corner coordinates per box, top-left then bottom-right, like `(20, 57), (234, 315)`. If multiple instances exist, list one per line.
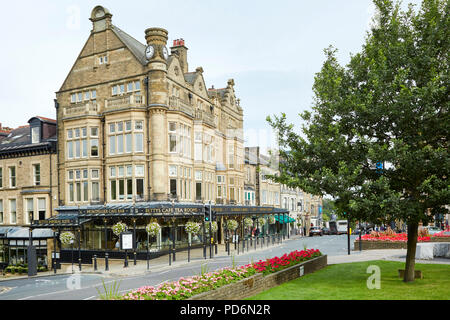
(0, 227), (54, 271)
(31, 202), (289, 265)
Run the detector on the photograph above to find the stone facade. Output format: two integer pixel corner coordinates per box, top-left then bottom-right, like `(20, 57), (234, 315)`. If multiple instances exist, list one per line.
(0, 118), (58, 227)
(55, 6), (245, 207)
(244, 146), (322, 235)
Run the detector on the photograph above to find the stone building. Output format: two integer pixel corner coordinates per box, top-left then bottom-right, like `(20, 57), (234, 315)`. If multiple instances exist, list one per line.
(55, 6), (245, 207)
(0, 117), (57, 268)
(33, 6), (288, 265)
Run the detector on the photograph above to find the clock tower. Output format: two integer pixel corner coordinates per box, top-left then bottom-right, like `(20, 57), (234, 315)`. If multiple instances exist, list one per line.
(145, 28), (170, 201)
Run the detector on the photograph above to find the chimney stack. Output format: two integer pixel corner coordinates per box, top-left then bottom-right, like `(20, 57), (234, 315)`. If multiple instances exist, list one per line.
(170, 38), (189, 74)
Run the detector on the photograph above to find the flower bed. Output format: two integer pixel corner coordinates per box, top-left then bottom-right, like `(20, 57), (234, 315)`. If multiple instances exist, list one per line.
(252, 249), (322, 275)
(119, 249), (322, 300)
(360, 233), (431, 242)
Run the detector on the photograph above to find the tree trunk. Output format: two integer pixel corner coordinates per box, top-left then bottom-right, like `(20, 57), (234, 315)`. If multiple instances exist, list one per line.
(404, 222), (419, 282)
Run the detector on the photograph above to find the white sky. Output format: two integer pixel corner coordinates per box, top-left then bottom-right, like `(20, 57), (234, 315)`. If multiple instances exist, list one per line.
(0, 0), (422, 151)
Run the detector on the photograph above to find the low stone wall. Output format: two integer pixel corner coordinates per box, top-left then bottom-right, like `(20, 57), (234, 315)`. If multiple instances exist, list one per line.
(353, 237), (450, 250)
(188, 255), (327, 300)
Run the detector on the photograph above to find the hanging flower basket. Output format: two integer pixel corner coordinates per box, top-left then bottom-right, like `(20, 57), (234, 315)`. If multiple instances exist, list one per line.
(146, 222), (161, 237)
(211, 221), (218, 233)
(257, 217), (266, 226)
(185, 221), (201, 235)
(268, 215), (276, 225)
(112, 222), (127, 236)
(60, 231), (75, 245)
(244, 218), (254, 229)
(226, 219), (239, 231)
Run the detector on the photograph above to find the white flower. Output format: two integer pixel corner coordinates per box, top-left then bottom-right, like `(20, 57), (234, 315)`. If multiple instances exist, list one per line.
(146, 222), (161, 237)
(226, 219), (238, 231)
(185, 221), (201, 235)
(60, 231), (75, 245)
(244, 218), (254, 229)
(112, 222), (127, 236)
(257, 217), (266, 226)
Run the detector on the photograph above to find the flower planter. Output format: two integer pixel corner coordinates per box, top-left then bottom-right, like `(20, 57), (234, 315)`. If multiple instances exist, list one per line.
(188, 255), (327, 300)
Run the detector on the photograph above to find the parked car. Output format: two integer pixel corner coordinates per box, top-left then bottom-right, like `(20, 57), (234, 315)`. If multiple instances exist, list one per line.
(309, 227), (323, 237)
(424, 226), (442, 235)
(322, 227), (331, 235)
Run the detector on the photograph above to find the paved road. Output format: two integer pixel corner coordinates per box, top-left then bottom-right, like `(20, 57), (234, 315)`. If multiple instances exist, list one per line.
(0, 234), (366, 300)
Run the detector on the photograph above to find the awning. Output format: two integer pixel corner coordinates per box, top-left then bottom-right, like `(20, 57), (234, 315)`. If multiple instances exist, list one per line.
(6, 227), (54, 239)
(275, 214), (295, 224)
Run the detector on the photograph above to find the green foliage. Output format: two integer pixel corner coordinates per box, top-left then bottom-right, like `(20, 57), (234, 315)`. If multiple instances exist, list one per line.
(97, 279), (122, 300)
(267, 0), (449, 281)
(267, 0), (449, 231)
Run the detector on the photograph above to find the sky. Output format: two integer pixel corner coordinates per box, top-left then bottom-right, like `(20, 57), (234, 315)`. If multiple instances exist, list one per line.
(0, 0), (423, 151)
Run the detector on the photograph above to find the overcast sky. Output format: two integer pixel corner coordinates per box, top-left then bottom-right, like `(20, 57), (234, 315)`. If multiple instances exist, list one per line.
(0, 0), (422, 150)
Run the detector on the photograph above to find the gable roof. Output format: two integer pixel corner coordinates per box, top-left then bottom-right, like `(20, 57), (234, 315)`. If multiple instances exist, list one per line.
(184, 72), (197, 85)
(110, 25), (148, 65)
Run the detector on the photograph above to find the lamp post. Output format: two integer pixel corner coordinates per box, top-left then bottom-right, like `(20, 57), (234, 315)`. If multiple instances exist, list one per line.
(147, 230), (150, 270)
(78, 227), (82, 271)
(172, 200), (176, 262)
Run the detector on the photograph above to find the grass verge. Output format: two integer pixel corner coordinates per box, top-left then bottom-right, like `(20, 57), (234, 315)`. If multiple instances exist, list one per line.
(247, 260), (450, 300)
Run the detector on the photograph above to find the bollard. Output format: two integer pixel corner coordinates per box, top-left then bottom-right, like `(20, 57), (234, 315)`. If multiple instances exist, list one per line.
(93, 255), (97, 271)
(215, 243), (218, 255)
(105, 253), (109, 271)
(124, 250), (129, 268)
(78, 258), (82, 271)
(188, 243), (191, 263)
(134, 252), (137, 266)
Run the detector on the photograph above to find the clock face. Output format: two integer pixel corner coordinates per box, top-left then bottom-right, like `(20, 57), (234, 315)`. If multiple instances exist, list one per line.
(145, 45), (154, 60)
(162, 46), (169, 60)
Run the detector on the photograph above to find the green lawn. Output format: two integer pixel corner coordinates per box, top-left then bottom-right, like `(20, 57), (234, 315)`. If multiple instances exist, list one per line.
(247, 261), (450, 300)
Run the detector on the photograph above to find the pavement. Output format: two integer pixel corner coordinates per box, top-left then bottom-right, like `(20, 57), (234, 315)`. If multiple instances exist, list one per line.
(1, 234), (449, 283)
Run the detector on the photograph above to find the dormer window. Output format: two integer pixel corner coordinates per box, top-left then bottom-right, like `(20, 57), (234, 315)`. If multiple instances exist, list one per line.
(31, 126), (40, 144)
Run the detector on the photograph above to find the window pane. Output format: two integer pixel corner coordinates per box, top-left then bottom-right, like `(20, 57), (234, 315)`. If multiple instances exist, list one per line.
(169, 134), (177, 152)
(135, 81), (140, 91)
(109, 123), (115, 133)
(169, 165), (177, 177)
(111, 181), (116, 200)
(170, 179), (177, 196)
(76, 183), (81, 202)
(75, 140), (80, 158)
(135, 165), (144, 177)
(91, 127), (98, 137)
(91, 169), (99, 179)
(117, 135), (124, 153)
(135, 121), (143, 131)
(136, 179), (144, 200)
(109, 136), (116, 155)
(92, 182), (99, 201)
(127, 179), (133, 199)
(69, 183), (74, 202)
(91, 139), (99, 157)
(83, 182), (89, 201)
(125, 133), (132, 153)
(82, 139), (88, 157)
(119, 180), (125, 200)
(135, 133), (143, 152)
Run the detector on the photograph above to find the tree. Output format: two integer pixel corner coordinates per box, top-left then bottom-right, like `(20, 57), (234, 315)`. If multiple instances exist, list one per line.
(267, 0), (449, 282)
